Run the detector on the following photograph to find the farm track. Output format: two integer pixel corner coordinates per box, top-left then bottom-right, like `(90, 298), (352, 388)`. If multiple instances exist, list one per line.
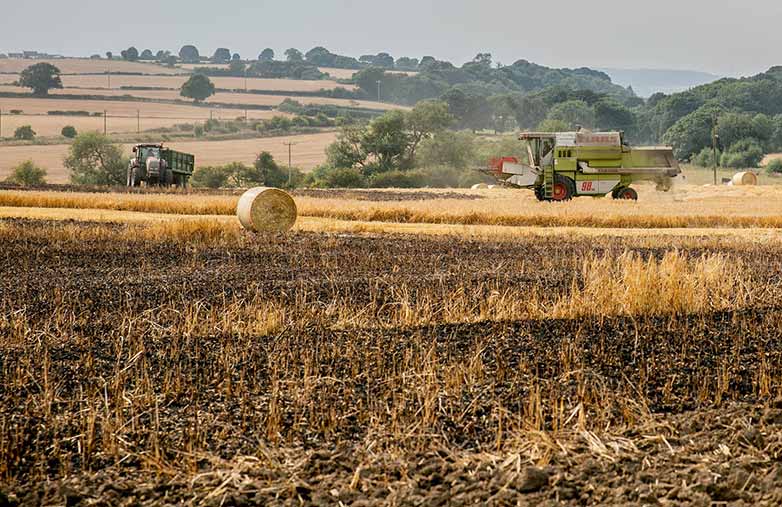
(2, 219), (782, 505)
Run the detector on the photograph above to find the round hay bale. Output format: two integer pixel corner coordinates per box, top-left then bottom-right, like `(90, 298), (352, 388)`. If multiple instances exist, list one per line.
(471, 183), (489, 190)
(236, 187), (297, 233)
(731, 171), (758, 186)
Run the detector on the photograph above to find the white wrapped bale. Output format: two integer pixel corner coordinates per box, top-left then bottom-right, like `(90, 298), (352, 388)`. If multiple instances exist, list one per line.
(236, 187), (297, 233)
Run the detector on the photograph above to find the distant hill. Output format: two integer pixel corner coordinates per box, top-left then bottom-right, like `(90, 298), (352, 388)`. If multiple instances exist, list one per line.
(598, 68), (721, 97)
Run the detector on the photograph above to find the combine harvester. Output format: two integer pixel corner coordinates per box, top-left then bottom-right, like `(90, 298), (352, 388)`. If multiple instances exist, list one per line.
(487, 131), (680, 201)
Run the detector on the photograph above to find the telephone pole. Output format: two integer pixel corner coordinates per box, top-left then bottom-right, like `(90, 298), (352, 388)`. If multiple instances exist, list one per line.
(712, 114), (719, 185)
(283, 141), (297, 186)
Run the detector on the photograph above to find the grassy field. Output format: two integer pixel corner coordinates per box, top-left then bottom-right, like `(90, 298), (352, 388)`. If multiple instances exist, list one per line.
(0, 131), (337, 182)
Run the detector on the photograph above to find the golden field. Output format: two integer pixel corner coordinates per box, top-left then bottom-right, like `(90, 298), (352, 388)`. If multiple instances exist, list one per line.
(0, 57), (185, 75)
(0, 131), (337, 182)
(0, 84), (402, 111)
(3, 180), (782, 228)
(0, 73), (355, 92)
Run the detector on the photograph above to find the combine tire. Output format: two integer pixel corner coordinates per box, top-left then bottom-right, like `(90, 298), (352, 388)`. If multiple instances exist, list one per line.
(534, 185), (546, 201)
(551, 174), (575, 201)
(613, 187), (638, 201)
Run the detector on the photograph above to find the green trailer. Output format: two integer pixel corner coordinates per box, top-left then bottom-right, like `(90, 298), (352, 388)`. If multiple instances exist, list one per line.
(487, 131), (680, 201)
(127, 143), (195, 188)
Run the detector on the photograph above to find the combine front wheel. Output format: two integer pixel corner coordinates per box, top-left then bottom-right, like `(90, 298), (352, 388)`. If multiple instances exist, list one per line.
(613, 187), (638, 201)
(551, 175), (575, 201)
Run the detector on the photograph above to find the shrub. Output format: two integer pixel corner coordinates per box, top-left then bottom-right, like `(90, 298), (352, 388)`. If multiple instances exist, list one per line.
(766, 158), (782, 174)
(307, 166), (366, 188)
(9, 110), (22, 115)
(5, 160), (46, 186)
(691, 147), (721, 167)
(190, 165), (232, 188)
(14, 125), (36, 140)
(61, 126), (78, 138)
(720, 138), (764, 169)
(370, 170), (426, 188)
(194, 125), (204, 137)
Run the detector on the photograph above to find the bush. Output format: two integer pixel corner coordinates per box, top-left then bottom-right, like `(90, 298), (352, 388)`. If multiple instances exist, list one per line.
(5, 160), (46, 186)
(61, 126), (77, 138)
(9, 110), (22, 115)
(417, 131), (477, 169)
(194, 125), (204, 137)
(307, 166), (366, 188)
(765, 158), (782, 175)
(14, 125), (36, 140)
(691, 147), (721, 167)
(720, 138), (764, 169)
(190, 165), (232, 188)
(369, 170), (426, 188)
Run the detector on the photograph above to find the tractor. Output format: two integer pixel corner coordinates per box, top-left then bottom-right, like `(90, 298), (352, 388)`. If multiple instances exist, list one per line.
(127, 143), (195, 188)
(486, 130), (680, 201)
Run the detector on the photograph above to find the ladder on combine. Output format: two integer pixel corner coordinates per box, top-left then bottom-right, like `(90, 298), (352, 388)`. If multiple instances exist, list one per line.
(543, 164), (554, 199)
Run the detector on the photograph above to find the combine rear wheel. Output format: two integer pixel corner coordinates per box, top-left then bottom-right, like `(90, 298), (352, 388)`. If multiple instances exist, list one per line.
(613, 187), (638, 201)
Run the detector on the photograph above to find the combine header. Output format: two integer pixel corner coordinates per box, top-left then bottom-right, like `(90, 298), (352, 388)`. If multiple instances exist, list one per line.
(487, 131), (680, 201)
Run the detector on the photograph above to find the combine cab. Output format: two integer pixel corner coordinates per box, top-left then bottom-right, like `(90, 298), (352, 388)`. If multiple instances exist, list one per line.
(487, 131), (680, 201)
(127, 144), (195, 188)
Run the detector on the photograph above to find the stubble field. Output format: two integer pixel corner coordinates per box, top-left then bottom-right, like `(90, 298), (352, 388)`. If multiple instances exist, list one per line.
(1, 187), (782, 505)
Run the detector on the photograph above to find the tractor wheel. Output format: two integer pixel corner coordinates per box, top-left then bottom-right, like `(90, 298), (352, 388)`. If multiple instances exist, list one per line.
(613, 187), (638, 201)
(129, 167), (142, 187)
(534, 185), (546, 201)
(551, 174), (575, 201)
(163, 169), (174, 186)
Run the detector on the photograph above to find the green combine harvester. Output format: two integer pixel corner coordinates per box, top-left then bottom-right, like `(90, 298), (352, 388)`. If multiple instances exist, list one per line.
(487, 131), (680, 201)
(127, 143), (195, 188)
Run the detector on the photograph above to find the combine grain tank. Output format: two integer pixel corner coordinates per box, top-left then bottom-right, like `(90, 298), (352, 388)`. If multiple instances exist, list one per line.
(127, 143), (195, 188)
(486, 131), (680, 201)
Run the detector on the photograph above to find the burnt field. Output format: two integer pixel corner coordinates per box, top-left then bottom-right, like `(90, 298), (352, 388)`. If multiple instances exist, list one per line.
(2, 219), (782, 505)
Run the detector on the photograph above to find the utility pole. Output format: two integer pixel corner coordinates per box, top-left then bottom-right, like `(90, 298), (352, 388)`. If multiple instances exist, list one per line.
(283, 141), (297, 186)
(712, 114), (719, 186)
(244, 67), (248, 93)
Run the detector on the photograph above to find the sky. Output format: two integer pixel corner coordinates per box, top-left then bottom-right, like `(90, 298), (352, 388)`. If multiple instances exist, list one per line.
(2, 0), (780, 77)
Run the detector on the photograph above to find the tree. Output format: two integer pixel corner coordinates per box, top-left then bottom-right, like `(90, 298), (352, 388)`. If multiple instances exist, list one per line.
(14, 125), (36, 140)
(546, 100), (595, 129)
(140, 49), (154, 60)
(254, 151), (289, 187)
(120, 47), (139, 61)
(259, 48), (275, 61)
(720, 138), (764, 168)
(418, 131), (477, 169)
(5, 160), (46, 186)
(229, 60), (246, 75)
(106, 51), (113, 60)
(232, 53), (241, 61)
(61, 126), (78, 138)
(285, 48), (303, 62)
(65, 132), (126, 185)
(405, 100), (453, 164)
(179, 45), (200, 63)
(537, 119), (570, 132)
(18, 63), (63, 96)
(594, 99), (636, 133)
(180, 74), (215, 102)
(441, 88), (492, 131)
(472, 53), (492, 67)
(212, 48), (231, 63)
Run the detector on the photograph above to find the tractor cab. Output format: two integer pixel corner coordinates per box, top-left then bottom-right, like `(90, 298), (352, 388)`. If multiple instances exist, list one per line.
(132, 144), (164, 166)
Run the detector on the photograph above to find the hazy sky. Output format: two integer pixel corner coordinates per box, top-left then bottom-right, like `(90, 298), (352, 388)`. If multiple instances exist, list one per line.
(2, 0), (780, 77)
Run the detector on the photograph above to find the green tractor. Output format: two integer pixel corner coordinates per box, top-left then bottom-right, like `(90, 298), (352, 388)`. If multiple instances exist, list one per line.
(487, 131), (680, 201)
(127, 143), (195, 188)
